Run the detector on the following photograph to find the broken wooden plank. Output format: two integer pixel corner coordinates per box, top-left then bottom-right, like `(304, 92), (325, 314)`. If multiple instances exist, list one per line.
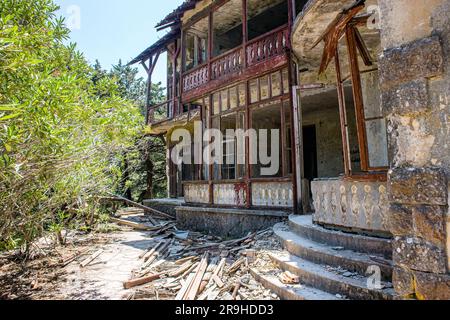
(62, 248), (90, 267)
(175, 273), (196, 300)
(123, 272), (165, 289)
(170, 261), (194, 278)
(80, 250), (103, 268)
(181, 262), (199, 279)
(232, 282), (241, 300)
(212, 274), (224, 288)
(175, 256), (196, 265)
(184, 252), (209, 300)
(107, 194), (174, 220)
(143, 241), (165, 261)
(110, 217), (156, 231)
(215, 258), (226, 278)
(228, 258), (245, 274)
(142, 240), (173, 268)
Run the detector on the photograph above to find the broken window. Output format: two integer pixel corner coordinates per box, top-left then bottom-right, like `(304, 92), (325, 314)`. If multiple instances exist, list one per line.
(331, 22), (388, 175)
(249, 68), (289, 105)
(221, 113), (237, 180)
(247, 0), (288, 41)
(213, 0), (243, 57)
(184, 17), (208, 71)
(250, 102), (283, 178)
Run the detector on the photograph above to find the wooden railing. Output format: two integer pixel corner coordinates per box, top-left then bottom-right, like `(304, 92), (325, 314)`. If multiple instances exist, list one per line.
(246, 25), (289, 67)
(210, 47), (243, 81)
(181, 25), (289, 94)
(182, 64), (209, 93)
(147, 100), (174, 125)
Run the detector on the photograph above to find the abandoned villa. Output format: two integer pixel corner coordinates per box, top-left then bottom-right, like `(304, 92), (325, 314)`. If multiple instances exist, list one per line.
(129, 0), (450, 300)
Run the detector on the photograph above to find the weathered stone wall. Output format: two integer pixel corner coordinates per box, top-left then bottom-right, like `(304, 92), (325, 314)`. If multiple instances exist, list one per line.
(379, 0), (450, 299)
(176, 206), (288, 238)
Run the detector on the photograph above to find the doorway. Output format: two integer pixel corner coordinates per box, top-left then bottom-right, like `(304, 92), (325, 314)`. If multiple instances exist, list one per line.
(303, 125), (318, 183)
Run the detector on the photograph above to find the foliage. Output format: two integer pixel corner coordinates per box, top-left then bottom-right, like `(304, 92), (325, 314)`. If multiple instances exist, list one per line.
(107, 61), (167, 201)
(0, 0), (163, 253)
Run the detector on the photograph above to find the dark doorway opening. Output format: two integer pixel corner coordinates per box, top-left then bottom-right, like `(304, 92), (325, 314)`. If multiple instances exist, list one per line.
(303, 125), (318, 183)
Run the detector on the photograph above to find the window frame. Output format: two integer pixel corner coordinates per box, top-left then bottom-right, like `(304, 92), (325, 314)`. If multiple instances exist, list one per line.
(334, 25), (388, 177)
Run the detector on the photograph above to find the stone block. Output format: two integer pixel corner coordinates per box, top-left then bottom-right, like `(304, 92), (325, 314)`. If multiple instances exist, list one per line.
(393, 236), (447, 274)
(388, 167), (448, 205)
(414, 271), (450, 300)
(393, 267), (415, 298)
(412, 205), (447, 248)
(381, 79), (429, 116)
(388, 204), (413, 236)
(176, 206), (287, 238)
(379, 36), (444, 89)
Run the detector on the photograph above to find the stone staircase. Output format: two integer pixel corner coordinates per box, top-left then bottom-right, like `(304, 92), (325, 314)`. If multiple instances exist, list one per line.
(252, 215), (396, 300)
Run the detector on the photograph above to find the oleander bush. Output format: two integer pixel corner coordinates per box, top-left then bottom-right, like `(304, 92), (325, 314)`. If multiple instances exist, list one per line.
(0, 0), (163, 253)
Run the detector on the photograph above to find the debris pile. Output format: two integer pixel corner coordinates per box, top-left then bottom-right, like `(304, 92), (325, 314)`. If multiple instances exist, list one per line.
(109, 208), (281, 300)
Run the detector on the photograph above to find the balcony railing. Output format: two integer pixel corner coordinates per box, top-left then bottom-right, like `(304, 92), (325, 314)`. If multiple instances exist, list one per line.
(182, 25), (289, 95)
(147, 26), (290, 126)
(247, 25), (289, 66)
(147, 100), (174, 125)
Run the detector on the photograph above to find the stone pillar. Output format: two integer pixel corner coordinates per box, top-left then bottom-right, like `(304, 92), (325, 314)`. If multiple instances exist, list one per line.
(378, 0), (450, 299)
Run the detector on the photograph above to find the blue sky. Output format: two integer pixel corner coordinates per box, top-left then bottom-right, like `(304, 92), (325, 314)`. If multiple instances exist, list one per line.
(55, 0), (183, 85)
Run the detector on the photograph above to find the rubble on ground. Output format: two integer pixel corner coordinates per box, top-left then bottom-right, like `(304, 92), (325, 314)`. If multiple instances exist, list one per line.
(0, 207), (285, 300)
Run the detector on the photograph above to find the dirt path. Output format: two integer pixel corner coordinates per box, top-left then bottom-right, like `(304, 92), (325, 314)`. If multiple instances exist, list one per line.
(57, 230), (154, 300)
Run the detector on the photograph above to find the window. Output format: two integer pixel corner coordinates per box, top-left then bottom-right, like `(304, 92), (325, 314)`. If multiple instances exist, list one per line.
(184, 17), (208, 71)
(333, 25), (388, 175)
(209, 83), (248, 181)
(221, 113), (237, 180)
(213, 0), (243, 57)
(249, 69), (288, 105)
(251, 103), (283, 178)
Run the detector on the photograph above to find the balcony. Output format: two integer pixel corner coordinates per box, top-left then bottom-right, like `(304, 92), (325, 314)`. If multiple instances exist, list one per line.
(147, 25), (290, 127)
(182, 25), (290, 102)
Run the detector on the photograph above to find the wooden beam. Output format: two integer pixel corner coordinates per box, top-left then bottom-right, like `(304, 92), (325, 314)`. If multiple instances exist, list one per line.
(354, 27), (373, 66)
(310, 1), (365, 74)
(345, 25), (369, 171)
(123, 272), (165, 289)
(107, 194), (175, 220)
(334, 50), (351, 176)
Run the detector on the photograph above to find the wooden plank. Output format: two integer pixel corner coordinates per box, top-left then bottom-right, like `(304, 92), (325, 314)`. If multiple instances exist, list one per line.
(80, 250), (103, 268)
(231, 282), (241, 300)
(170, 261), (195, 278)
(184, 253), (209, 300)
(228, 257), (245, 274)
(143, 239), (173, 267)
(123, 272), (165, 289)
(175, 273), (196, 300)
(212, 274), (224, 288)
(175, 256), (196, 265)
(110, 217), (155, 231)
(142, 241), (165, 260)
(107, 194), (174, 220)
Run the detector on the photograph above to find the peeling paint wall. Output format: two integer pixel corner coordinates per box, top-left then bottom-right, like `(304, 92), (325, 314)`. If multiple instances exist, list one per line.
(302, 100), (345, 178)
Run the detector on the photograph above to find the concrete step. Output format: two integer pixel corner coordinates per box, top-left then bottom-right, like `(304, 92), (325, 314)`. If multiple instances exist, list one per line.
(269, 252), (395, 300)
(289, 215), (392, 259)
(250, 268), (342, 300)
(274, 223), (393, 281)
